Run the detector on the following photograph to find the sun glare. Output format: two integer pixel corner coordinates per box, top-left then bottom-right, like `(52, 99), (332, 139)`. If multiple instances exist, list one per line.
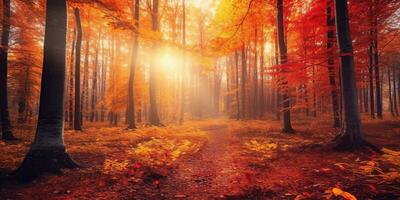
(158, 50), (182, 76)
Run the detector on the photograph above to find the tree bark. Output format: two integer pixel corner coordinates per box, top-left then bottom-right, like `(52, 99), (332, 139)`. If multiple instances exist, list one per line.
(333, 0), (378, 152)
(74, 8), (82, 131)
(277, 0), (294, 133)
(241, 45), (247, 119)
(327, 0), (340, 127)
(373, 26), (382, 119)
(149, 0), (161, 126)
(393, 65), (399, 116)
(0, 0), (15, 140)
(15, 0), (79, 183)
(388, 67), (394, 116)
(179, 0), (186, 125)
(127, 0), (139, 129)
(368, 45), (375, 118)
(235, 51), (240, 119)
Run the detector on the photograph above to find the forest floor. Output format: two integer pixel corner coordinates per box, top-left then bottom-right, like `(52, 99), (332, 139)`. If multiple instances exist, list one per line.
(0, 117), (400, 200)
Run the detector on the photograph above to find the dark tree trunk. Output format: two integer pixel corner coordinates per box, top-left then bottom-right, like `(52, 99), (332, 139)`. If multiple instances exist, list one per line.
(241, 45), (247, 119)
(15, 0), (79, 183)
(90, 34), (100, 122)
(393, 66), (399, 116)
(127, 0), (140, 129)
(327, 0), (340, 127)
(368, 45), (375, 118)
(333, 0), (378, 152)
(74, 8), (82, 131)
(0, 0), (15, 140)
(373, 27), (382, 119)
(68, 29), (76, 127)
(149, 0), (161, 126)
(277, 0), (294, 133)
(259, 34), (265, 118)
(388, 67), (394, 116)
(253, 27), (259, 119)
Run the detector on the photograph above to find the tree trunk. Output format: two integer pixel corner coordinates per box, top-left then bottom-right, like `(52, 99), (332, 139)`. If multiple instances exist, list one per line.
(368, 45), (375, 118)
(388, 67), (394, 116)
(235, 51), (240, 119)
(327, 0), (340, 127)
(277, 0), (294, 133)
(127, 0), (140, 129)
(15, 0), (79, 183)
(253, 27), (259, 119)
(179, 0), (186, 125)
(0, 0), (15, 140)
(393, 65), (399, 116)
(90, 34), (100, 122)
(74, 8), (82, 131)
(68, 29), (76, 128)
(373, 27), (382, 119)
(82, 31), (90, 123)
(241, 45), (247, 119)
(149, 0), (161, 126)
(333, 0), (378, 152)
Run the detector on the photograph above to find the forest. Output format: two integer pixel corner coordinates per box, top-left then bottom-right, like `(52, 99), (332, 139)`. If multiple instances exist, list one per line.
(0, 0), (399, 199)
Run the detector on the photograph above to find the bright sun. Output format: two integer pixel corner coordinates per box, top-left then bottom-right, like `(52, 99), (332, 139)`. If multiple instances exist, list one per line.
(158, 51), (182, 76)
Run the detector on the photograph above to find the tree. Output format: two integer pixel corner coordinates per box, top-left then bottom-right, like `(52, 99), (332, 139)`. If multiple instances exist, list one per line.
(127, 0), (140, 129)
(277, 0), (294, 133)
(15, 0), (79, 182)
(149, 0), (162, 126)
(0, 0), (16, 140)
(179, 0), (186, 125)
(333, 0), (379, 151)
(326, 0), (340, 128)
(74, 8), (83, 131)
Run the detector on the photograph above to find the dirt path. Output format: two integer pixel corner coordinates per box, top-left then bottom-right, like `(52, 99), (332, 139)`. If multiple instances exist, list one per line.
(159, 126), (247, 199)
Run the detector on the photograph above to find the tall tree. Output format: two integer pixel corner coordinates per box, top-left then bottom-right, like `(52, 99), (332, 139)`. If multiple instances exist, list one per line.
(327, 0), (340, 127)
(0, 0), (16, 140)
(15, 0), (79, 182)
(277, 0), (294, 133)
(333, 0), (378, 151)
(149, 0), (161, 125)
(179, 0), (186, 125)
(74, 8), (82, 131)
(127, 0), (140, 129)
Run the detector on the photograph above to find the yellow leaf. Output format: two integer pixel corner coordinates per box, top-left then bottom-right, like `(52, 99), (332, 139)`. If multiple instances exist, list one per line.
(332, 188), (357, 200)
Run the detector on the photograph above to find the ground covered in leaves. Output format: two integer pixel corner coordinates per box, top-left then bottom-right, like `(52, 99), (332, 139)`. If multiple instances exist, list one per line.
(0, 117), (399, 199)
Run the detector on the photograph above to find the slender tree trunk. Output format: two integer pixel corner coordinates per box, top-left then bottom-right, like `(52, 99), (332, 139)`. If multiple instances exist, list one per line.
(388, 67), (394, 116)
(368, 45), (375, 118)
(393, 65), (399, 116)
(82, 32), (90, 123)
(127, 0), (140, 129)
(74, 8), (82, 131)
(15, 0), (79, 183)
(333, 0), (378, 152)
(0, 0), (15, 140)
(241, 45), (247, 119)
(235, 51), (240, 119)
(179, 0), (186, 125)
(277, 0), (294, 133)
(373, 26), (382, 119)
(149, 0), (161, 125)
(253, 27), (259, 119)
(259, 34), (265, 118)
(327, 0), (340, 127)
(68, 29), (76, 127)
(91, 34), (100, 122)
